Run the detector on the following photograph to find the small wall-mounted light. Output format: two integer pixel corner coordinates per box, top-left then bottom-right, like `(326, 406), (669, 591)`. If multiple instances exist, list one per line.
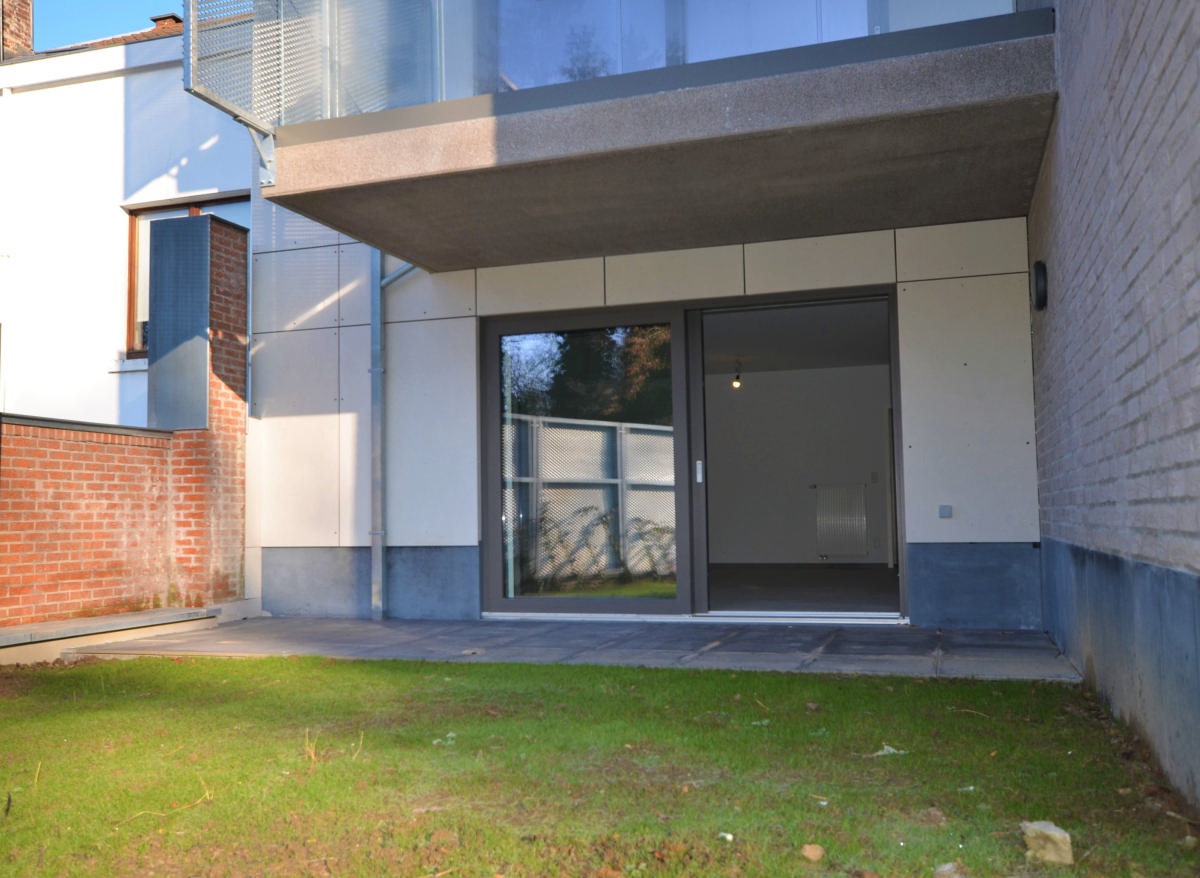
(731, 359), (742, 389)
(1032, 260), (1048, 311)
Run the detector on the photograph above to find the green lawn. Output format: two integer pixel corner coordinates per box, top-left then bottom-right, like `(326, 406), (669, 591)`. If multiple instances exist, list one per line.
(1, 657), (1196, 876)
(539, 578), (677, 599)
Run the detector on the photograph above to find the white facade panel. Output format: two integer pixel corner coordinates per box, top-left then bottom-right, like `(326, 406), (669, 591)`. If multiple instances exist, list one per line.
(252, 197), (340, 253)
(746, 230), (896, 294)
(385, 267), (477, 322)
(896, 217), (1027, 281)
(898, 274), (1039, 543)
(252, 246), (340, 332)
(385, 318), (480, 545)
(477, 258), (604, 315)
(605, 245), (744, 304)
(337, 243), (374, 327)
(243, 545), (263, 603)
(245, 415), (265, 549)
(338, 324), (372, 546)
(251, 328), (343, 546)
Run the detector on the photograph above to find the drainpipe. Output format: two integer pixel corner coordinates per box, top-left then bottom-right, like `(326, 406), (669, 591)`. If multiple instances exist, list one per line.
(369, 252), (417, 620)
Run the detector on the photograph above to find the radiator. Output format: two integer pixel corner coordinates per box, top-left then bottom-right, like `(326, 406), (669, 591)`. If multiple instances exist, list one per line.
(814, 483), (868, 557)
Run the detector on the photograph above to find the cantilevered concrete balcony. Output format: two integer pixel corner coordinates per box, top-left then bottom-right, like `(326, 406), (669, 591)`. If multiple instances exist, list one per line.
(264, 12), (1056, 272)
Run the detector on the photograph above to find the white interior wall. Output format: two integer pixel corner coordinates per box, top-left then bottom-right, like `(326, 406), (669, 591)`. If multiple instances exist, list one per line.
(0, 39), (250, 425)
(705, 365), (893, 564)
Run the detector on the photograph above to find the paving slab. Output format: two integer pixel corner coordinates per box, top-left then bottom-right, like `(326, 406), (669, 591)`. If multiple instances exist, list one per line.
(70, 617), (1081, 682)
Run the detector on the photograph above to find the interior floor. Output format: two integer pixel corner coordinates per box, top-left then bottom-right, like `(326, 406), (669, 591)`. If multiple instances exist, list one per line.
(708, 563), (900, 613)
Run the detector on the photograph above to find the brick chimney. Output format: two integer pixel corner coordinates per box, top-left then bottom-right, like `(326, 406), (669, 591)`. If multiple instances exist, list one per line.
(1, 0), (33, 60)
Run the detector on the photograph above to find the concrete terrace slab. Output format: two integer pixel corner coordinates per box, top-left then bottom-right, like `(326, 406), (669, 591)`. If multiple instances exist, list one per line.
(72, 618), (1081, 682)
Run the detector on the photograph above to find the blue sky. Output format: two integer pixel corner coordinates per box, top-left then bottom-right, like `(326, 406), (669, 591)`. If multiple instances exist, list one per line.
(34, 1), (176, 51)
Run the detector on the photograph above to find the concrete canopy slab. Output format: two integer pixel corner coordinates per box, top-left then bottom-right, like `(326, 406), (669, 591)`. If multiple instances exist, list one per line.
(268, 33), (1055, 272)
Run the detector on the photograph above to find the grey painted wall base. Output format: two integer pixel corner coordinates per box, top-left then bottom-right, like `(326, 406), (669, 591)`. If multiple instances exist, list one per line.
(906, 542), (1042, 630)
(262, 548), (372, 618)
(386, 546), (480, 620)
(261, 546), (480, 621)
(1042, 539), (1199, 808)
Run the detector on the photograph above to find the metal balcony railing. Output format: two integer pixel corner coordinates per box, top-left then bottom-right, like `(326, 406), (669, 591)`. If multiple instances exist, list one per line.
(186, 0), (1017, 134)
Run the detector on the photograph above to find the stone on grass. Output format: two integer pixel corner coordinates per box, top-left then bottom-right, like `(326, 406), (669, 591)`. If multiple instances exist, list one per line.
(801, 843), (825, 862)
(933, 862), (970, 877)
(1020, 820), (1074, 865)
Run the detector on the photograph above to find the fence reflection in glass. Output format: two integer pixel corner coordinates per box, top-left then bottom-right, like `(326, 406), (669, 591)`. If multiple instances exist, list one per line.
(500, 325), (676, 599)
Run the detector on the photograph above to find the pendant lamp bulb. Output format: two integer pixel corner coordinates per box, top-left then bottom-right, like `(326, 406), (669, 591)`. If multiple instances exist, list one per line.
(732, 359), (743, 390)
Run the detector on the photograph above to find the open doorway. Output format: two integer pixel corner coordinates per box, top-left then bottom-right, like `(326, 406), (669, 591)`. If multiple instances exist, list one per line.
(699, 298), (900, 615)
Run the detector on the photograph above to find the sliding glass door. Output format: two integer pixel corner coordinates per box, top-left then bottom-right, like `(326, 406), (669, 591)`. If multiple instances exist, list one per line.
(483, 310), (691, 613)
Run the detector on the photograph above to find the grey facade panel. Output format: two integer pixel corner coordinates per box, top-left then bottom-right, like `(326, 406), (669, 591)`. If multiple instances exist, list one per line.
(261, 546), (481, 620)
(262, 547), (373, 618)
(1042, 538), (1200, 808)
(148, 215), (211, 430)
(387, 546), (481, 621)
(906, 542), (1042, 630)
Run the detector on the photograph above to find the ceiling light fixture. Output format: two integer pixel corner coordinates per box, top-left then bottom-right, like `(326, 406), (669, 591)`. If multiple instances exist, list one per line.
(731, 359), (742, 390)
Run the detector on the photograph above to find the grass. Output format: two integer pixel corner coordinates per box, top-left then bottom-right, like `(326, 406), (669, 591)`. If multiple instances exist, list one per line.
(540, 578), (677, 599)
(1, 657), (1197, 877)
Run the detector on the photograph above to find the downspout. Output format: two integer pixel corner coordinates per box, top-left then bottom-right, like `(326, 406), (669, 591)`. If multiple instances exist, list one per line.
(369, 252), (417, 620)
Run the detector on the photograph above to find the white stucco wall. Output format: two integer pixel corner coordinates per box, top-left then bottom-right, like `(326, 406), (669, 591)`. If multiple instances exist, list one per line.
(0, 37), (250, 425)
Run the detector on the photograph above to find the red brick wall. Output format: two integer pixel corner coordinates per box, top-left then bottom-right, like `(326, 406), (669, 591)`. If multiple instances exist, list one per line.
(0, 219), (248, 626)
(0, 422), (172, 624)
(1, 0), (33, 59)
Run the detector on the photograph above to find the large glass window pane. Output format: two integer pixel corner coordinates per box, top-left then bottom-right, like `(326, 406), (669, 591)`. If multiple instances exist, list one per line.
(495, 0), (620, 91)
(500, 324), (676, 599)
(685, 0), (819, 63)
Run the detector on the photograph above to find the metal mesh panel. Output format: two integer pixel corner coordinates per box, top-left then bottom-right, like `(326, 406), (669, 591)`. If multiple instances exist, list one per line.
(622, 426), (674, 484)
(502, 417), (534, 479)
(539, 422), (614, 481)
(501, 421), (515, 479)
(188, 0), (264, 129)
(500, 412), (677, 596)
(276, 0), (324, 125)
(188, 0), (325, 132)
(536, 486), (617, 579)
(624, 486), (676, 578)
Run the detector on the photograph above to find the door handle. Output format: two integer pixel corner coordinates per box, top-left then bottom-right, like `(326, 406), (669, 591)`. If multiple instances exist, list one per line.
(695, 460), (704, 484)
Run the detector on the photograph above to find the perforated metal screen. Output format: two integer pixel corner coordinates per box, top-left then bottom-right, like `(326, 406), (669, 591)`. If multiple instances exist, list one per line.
(186, 0), (439, 134)
(185, 0), (328, 133)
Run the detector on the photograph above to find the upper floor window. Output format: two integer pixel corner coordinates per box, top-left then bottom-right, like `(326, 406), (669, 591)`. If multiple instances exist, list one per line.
(126, 198), (250, 356)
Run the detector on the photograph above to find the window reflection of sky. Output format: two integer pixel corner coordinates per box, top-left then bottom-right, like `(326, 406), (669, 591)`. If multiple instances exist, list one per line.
(494, 1), (873, 91)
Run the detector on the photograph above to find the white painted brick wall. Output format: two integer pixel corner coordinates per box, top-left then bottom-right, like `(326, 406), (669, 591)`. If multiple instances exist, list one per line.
(1029, 0), (1200, 573)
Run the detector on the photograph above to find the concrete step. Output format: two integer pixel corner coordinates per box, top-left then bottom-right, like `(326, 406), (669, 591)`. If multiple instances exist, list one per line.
(0, 608), (218, 664)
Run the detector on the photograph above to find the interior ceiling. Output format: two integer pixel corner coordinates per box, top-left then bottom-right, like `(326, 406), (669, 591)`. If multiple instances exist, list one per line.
(703, 300), (891, 375)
